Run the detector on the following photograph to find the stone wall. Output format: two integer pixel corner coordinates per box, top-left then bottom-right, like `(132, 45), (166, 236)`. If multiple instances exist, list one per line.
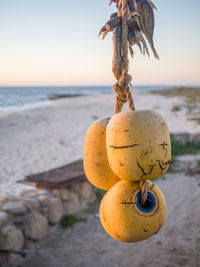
(0, 132), (199, 254)
(0, 181), (96, 252)
(171, 132), (200, 145)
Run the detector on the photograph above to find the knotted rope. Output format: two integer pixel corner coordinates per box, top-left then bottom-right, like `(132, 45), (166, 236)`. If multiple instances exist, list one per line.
(112, 0), (135, 113)
(112, 0), (147, 204)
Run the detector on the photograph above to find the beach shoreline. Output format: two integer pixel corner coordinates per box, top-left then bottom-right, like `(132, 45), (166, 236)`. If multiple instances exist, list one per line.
(0, 85), (189, 114)
(0, 91), (198, 197)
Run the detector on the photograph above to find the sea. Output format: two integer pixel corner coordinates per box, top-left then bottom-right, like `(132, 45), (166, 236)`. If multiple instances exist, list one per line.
(0, 85), (170, 113)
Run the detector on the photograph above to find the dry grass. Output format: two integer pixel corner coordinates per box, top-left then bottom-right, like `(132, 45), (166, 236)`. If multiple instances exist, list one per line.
(171, 105), (181, 112)
(150, 87), (200, 124)
(150, 87), (200, 103)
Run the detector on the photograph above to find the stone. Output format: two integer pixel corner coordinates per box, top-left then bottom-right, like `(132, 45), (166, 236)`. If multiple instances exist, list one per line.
(189, 133), (200, 145)
(52, 189), (61, 199)
(1, 195), (40, 212)
(87, 192), (97, 204)
(0, 212), (8, 227)
(0, 194), (14, 202)
(24, 213), (48, 241)
(70, 183), (81, 194)
(22, 198), (40, 211)
(67, 192), (80, 214)
(18, 189), (38, 198)
(0, 226), (24, 251)
(2, 201), (27, 215)
(13, 216), (25, 226)
(60, 189), (70, 200)
(38, 195), (49, 206)
(40, 206), (48, 218)
(48, 198), (63, 224)
(80, 200), (88, 211)
(171, 133), (190, 145)
(80, 182), (92, 200)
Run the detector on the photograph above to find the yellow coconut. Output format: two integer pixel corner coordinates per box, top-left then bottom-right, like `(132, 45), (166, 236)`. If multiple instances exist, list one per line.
(84, 117), (120, 190)
(100, 180), (167, 243)
(106, 110), (171, 181)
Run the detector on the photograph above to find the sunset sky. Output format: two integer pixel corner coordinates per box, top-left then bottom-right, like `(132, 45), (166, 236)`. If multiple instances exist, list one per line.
(0, 0), (199, 86)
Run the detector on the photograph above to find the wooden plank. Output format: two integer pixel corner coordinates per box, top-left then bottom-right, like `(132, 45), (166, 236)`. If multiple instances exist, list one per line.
(35, 176), (85, 190)
(18, 176), (86, 190)
(24, 159), (86, 186)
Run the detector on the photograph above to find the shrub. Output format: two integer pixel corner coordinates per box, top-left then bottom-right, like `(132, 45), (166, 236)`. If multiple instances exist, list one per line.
(60, 214), (87, 228)
(96, 189), (107, 200)
(171, 138), (200, 158)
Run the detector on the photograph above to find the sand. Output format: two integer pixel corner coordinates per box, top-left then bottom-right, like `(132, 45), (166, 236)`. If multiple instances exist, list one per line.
(0, 91), (199, 266)
(0, 91), (198, 197)
(3, 171), (199, 267)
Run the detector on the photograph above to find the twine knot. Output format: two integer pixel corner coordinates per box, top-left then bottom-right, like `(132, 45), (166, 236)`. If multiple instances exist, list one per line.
(113, 72), (133, 113)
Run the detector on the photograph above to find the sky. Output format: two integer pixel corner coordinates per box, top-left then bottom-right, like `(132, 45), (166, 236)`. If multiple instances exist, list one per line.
(0, 0), (200, 86)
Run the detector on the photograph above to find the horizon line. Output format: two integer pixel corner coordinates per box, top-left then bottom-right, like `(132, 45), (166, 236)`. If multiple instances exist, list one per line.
(0, 84), (200, 88)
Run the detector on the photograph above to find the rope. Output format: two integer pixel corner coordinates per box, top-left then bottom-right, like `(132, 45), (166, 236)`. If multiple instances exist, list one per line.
(112, 0), (135, 113)
(112, 1), (147, 203)
(139, 181), (148, 206)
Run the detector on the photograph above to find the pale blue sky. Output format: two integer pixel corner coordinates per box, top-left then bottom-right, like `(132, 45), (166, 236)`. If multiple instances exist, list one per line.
(0, 0), (199, 86)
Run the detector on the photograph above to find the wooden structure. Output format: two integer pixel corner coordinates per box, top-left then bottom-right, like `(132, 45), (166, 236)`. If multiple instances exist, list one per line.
(18, 160), (86, 190)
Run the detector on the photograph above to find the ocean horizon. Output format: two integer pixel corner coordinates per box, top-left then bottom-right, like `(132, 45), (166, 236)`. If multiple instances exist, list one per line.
(0, 85), (191, 112)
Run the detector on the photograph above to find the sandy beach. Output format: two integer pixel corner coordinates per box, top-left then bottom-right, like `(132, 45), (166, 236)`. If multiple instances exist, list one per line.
(0, 91), (198, 197)
(0, 90), (199, 267)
